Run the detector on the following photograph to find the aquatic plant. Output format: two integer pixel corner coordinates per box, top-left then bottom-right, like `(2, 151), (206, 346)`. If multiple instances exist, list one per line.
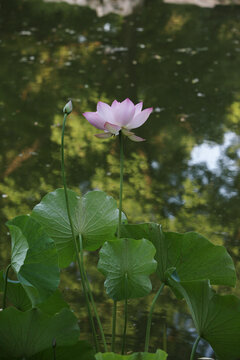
(0, 99), (240, 360)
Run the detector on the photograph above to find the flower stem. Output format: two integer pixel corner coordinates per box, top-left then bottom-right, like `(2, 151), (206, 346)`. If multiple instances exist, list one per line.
(118, 130), (124, 238)
(121, 273), (128, 355)
(190, 335), (201, 360)
(111, 131), (124, 351)
(61, 113), (99, 352)
(2, 264), (11, 309)
(144, 283), (165, 352)
(79, 235), (108, 352)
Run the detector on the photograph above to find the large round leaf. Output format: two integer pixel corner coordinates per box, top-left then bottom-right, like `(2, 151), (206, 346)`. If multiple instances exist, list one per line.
(7, 215), (60, 305)
(169, 278), (240, 360)
(37, 289), (69, 316)
(0, 270), (31, 311)
(95, 350), (168, 360)
(121, 223), (236, 287)
(0, 273), (67, 315)
(98, 238), (157, 301)
(0, 307), (80, 358)
(32, 189), (119, 267)
(9, 225), (28, 273)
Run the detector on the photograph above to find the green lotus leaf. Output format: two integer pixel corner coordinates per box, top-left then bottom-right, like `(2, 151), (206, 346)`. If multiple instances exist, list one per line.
(7, 215), (60, 305)
(0, 270), (31, 311)
(98, 238), (157, 301)
(32, 189), (119, 267)
(0, 272), (67, 314)
(37, 289), (69, 315)
(95, 350), (168, 360)
(9, 224), (28, 273)
(30, 340), (94, 360)
(0, 307), (80, 358)
(121, 223), (236, 287)
(169, 278), (240, 360)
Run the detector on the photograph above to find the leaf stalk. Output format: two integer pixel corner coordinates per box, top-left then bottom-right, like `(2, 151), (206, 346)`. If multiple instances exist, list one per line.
(2, 264), (11, 309)
(79, 235), (108, 352)
(144, 282), (165, 352)
(190, 335), (201, 360)
(121, 272), (128, 355)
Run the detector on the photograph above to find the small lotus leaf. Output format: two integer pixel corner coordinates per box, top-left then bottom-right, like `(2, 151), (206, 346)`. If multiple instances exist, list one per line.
(95, 350), (168, 360)
(98, 238), (157, 301)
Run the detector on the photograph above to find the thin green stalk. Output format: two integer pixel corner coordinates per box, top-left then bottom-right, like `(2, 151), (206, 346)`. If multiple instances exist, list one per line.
(190, 335), (201, 360)
(111, 300), (117, 352)
(121, 273), (128, 355)
(61, 112), (99, 352)
(144, 283), (165, 352)
(111, 131), (124, 351)
(163, 318), (167, 353)
(79, 235), (108, 352)
(118, 131), (124, 238)
(3, 264), (11, 309)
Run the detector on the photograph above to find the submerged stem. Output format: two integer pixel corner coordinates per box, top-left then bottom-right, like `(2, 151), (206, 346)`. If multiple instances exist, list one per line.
(61, 112), (99, 352)
(79, 235), (108, 352)
(52, 338), (56, 360)
(163, 317), (167, 353)
(111, 300), (117, 352)
(121, 273), (128, 355)
(144, 283), (165, 352)
(2, 264), (11, 309)
(190, 335), (201, 360)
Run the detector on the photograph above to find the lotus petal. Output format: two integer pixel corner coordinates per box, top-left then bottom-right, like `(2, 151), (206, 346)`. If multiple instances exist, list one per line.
(111, 98), (135, 126)
(83, 112), (105, 130)
(134, 102), (143, 116)
(127, 107), (153, 130)
(104, 122), (121, 135)
(128, 134), (145, 142)
(121, 128), (135, 136)
(97, 102), (115, 124)
(95, 132), (112, 139)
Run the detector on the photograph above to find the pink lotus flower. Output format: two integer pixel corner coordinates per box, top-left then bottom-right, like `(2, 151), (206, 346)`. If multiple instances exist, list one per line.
(83, 98), (153, 142)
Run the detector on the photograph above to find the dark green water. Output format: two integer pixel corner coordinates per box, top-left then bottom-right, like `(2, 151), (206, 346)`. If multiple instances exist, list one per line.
(0, 0), (240, 358)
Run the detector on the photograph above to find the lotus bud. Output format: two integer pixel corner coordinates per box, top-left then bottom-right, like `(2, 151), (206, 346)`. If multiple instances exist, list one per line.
(63, 100), (73, 115)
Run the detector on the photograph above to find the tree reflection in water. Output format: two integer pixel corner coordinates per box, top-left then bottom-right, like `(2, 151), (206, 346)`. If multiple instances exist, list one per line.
(0, 0), (240, 358)
(44, 0), (144, 16)
(164, 0), (240, 8)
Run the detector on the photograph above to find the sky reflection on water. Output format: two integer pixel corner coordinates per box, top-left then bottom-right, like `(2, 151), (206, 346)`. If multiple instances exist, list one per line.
(190, 131), (240, 173)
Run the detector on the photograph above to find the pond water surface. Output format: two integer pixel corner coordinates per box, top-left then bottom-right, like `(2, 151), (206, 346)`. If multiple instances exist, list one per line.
(0, 0), (240, 359)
